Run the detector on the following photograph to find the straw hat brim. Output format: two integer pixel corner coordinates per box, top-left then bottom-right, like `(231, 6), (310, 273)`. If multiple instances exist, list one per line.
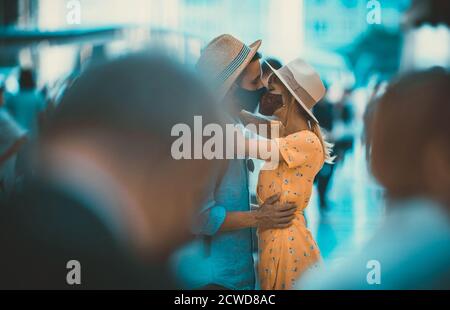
(219, 39), (262, 101)
(266, 61), (319, 123)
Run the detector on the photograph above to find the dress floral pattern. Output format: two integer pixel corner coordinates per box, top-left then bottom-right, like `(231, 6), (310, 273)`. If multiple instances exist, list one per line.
(257, 130), (324, 290)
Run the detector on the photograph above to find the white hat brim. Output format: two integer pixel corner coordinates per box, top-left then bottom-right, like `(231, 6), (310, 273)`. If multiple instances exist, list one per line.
(266, 61), (319, 123)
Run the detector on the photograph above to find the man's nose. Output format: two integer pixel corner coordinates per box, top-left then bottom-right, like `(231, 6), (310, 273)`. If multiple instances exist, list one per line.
(261, 75), (270, 89)
(256, 77), (265, 90)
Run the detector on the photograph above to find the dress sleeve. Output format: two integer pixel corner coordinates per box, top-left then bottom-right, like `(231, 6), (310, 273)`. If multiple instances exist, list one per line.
(275, 131), (321, 169)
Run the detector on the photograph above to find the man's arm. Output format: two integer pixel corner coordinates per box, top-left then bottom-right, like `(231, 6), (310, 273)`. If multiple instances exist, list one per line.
(219, 194), (297, 232)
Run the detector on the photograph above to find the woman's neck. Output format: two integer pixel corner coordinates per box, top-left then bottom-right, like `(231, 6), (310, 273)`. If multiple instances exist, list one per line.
(281, 102), (310, 136)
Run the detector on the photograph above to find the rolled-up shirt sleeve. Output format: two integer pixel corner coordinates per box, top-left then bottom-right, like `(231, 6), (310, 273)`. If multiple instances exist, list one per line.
(191, 165), (227, 236)
(194, 197), (227, 236)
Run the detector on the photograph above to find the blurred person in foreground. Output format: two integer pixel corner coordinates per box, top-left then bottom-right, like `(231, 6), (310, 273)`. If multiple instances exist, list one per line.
(172, 35), (298, 290)
(0, 81), (27, 197)
(298, 68), (450, 289)
(0, 54), (224, 289)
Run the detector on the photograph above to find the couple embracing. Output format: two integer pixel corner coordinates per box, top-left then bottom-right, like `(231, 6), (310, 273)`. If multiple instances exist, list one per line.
(172, 34), (333, 290)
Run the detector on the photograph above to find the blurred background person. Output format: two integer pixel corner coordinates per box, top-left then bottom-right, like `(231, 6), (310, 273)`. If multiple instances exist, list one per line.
(333, 87), (355, 165)
(313, 83), (336, 212)
(0, 79), (27, 197)
(298, 68), (450, 289)
(6, 68), (47, 139)
(0, 54), (225, 289)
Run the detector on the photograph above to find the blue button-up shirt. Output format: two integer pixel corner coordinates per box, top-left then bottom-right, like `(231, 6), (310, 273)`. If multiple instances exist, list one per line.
(171, 155), (255, 289)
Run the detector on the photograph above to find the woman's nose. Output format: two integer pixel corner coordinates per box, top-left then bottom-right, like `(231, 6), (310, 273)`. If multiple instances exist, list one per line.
(262, 75), (270, 89)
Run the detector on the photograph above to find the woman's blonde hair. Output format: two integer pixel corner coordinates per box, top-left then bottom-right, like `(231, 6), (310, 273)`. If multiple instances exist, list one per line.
(284, 91), (335, 164)
(269, 73), (334, 164)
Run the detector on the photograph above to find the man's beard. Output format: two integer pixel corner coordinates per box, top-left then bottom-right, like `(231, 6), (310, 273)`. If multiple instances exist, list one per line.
(233, 87), (267, 113)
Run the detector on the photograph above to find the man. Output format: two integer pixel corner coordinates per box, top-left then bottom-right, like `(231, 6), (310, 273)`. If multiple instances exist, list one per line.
(172, 35), (297, 290)
(0, 54), (225, 289)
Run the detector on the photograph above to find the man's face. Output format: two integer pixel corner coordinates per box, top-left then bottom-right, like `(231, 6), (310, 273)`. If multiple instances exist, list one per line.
(238, 60), (264, 91)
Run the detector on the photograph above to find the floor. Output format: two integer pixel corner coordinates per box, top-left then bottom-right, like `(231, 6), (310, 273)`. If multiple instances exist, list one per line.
(305, 139), (385, 264)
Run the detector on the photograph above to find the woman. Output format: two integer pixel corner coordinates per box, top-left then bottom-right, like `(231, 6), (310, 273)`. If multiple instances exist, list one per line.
(239, 58), (334, 290)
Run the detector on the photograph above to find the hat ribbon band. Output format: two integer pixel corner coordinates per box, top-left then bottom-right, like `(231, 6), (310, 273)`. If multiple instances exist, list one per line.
(215, 44), (251, 85)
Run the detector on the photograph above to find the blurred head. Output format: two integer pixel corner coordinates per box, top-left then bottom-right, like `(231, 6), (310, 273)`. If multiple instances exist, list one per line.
(19, 68), (36, 91)
(40, 54), (225, 257)
(367, 68), (450, 207)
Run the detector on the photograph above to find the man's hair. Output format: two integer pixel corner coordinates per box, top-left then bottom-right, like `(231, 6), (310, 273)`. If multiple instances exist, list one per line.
(262, 57), (283, 76)
(251, 51), (262, 63)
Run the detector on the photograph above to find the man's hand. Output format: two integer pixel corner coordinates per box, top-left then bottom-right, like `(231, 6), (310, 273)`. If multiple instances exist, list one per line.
(255, 193), (297, 229)
(218, 193), (297, 233)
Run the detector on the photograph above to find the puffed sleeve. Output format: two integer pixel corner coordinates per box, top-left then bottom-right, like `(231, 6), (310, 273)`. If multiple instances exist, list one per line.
(275, 131), (321, 169)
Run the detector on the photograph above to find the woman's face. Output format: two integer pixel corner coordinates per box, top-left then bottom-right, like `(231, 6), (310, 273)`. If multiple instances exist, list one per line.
(267, 75), (289, 119)
(267, 74), (284, 95)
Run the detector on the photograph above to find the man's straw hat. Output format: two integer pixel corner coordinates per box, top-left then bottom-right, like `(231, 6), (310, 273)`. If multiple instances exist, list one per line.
(197, 34), (262, 101)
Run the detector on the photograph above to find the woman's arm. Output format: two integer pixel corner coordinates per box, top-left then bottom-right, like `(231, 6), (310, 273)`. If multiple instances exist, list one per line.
(239, 110), (284, 138)
(234, 127), (281, 162)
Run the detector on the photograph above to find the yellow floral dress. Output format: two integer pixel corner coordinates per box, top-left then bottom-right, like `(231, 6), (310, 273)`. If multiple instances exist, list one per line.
(257, 130), (324, 290)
